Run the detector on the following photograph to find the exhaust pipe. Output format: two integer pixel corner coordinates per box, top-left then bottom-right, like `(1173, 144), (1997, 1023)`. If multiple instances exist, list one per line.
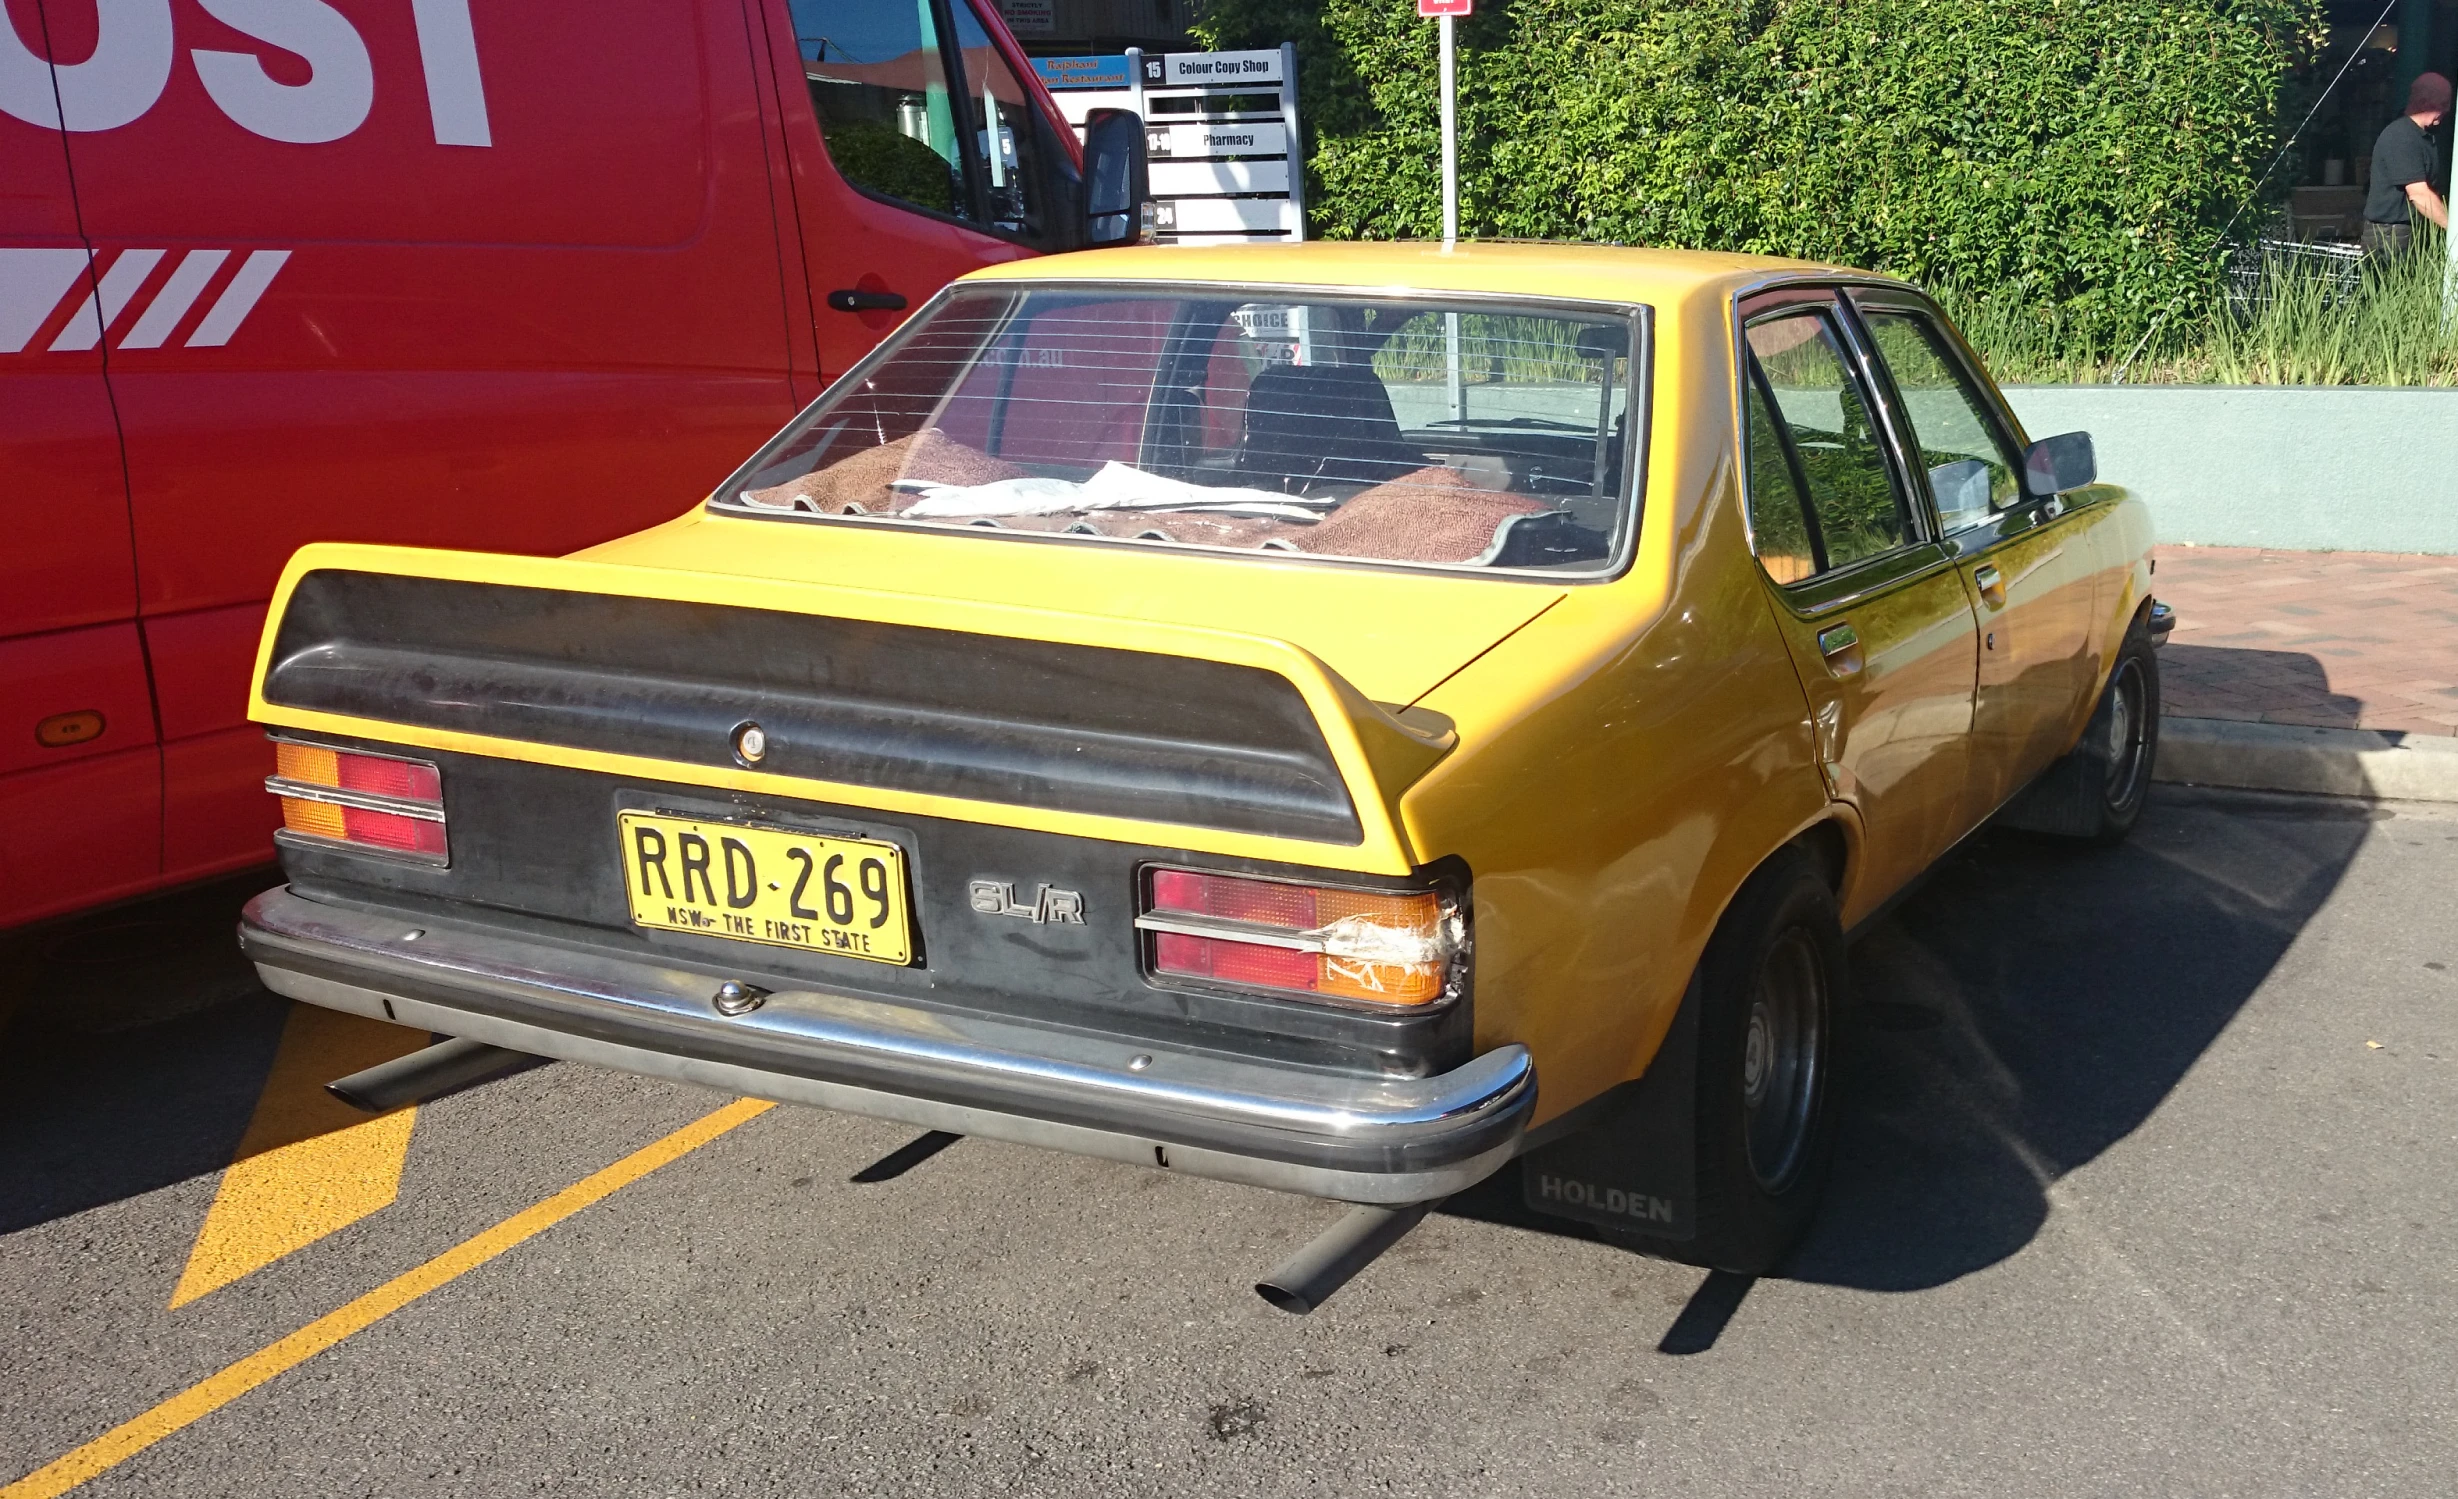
(327, 1036), (546, 1113)
(1254, 1199), (1439, 1315)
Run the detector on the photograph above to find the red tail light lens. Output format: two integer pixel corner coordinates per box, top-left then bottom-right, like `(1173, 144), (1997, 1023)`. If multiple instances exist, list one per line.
(270, 740), (448, 864)
(1140, 868), (1461, 1007)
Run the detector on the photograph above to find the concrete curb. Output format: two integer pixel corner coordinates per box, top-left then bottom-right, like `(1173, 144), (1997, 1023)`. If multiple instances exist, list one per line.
(2155, 716), (2458, 802)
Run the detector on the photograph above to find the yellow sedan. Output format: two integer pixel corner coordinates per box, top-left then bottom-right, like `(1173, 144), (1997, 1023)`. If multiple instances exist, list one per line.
(238, 244), (2160, 1309)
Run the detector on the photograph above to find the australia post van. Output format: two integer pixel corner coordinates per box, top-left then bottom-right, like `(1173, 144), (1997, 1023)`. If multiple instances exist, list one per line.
(4, 0), (1144, 928)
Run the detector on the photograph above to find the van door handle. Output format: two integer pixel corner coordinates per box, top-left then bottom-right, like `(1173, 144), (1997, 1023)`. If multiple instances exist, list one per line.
(1973, 564), (2006, 609)
(826, 288), (908, 313)
(1816, 621), (1863, 678)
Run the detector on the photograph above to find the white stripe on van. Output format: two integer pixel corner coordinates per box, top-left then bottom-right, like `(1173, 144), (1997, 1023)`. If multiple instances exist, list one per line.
(119, 249), (232, 350)
(0, 248), (92, 354)
(186, 249), (290, 347)
(49, 248), (166, 352)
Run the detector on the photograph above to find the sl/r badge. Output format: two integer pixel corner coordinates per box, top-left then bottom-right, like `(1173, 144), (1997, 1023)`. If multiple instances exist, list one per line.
(968, 879), (1085, 925)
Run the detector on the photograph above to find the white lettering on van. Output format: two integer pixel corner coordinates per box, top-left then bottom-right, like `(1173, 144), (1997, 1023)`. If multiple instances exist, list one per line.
(0, 0), (174, 132)
(409, 0), (491, 146)
(191, 0), (372, 144)
(0, 0), (486, 146)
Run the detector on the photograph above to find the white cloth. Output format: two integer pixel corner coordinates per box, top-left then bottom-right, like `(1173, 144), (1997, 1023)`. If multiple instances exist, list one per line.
(896, 462), (1300, 519)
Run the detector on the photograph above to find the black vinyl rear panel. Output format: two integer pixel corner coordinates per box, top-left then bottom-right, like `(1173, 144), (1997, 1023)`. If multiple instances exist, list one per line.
(275, 740), (1469, 1079)
(263, 570), (1360, 844)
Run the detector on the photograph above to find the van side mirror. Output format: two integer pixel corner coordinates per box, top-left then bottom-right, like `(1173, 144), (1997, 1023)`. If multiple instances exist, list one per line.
(2023, 431), (2096, 496)
(1082, 109), (1149, 246)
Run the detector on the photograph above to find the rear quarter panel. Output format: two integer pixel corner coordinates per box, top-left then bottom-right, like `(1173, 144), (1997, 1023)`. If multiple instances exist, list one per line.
(1403, 280), (1829, 1127)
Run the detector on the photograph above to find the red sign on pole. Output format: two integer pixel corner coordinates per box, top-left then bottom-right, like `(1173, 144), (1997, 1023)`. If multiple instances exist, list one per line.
(1417, 0), (1471, 15)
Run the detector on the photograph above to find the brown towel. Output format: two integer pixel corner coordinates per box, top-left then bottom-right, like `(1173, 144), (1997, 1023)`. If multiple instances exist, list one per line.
(1293, 467), (1545, 563)
(741, 429), (1025, 514)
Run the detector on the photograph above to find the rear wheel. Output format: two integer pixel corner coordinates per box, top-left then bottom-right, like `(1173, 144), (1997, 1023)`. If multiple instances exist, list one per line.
(1621, 848), (1845, 1275)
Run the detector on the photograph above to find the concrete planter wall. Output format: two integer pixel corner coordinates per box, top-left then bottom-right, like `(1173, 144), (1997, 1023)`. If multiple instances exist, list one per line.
(2002, 385), (2458, 555)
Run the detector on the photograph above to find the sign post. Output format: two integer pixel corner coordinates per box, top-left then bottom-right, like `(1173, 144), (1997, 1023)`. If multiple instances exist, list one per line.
(1419, 0), (1471, 418)
(1419, 0), (1470, 248)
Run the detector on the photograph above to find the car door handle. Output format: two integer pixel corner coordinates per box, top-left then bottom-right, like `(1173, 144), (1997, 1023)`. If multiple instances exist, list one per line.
(1816, 621), (1863, 678)
(1973, 564), (2006, 609)
(826, 289), (908, 313)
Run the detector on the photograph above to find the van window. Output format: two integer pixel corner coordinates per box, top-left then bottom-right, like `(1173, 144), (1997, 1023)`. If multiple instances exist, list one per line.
(797, 0), (967, 217)
(948, 1), (1048, 238)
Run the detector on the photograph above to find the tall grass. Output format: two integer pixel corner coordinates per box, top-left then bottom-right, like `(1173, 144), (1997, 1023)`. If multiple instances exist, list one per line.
(1372, 314), (1600, 384)
(1938, 240), (2458, 386)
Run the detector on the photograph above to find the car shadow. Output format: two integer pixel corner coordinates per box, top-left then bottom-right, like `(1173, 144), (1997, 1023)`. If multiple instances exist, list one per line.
(2160, 643), (2364, 728)
(6, 787), (2368, 1301)
(1443, 785), (2377, 1294)
(0, 869), (291, 1237)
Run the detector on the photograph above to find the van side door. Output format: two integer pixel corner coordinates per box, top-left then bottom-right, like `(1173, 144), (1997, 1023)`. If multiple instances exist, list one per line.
(0, 65), (162, 925)
(758, 0), (1076, 381)
(1738, 291), (1982, 926)
(51, 0), (801, 889)
(1849, 289), (2103, 826)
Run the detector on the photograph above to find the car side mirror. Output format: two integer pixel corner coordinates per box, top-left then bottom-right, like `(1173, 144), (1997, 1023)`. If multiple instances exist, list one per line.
(2023, 431), (2095, 496)
(1928, 457), (1993, 527)
(1082, 109), (1149, 246)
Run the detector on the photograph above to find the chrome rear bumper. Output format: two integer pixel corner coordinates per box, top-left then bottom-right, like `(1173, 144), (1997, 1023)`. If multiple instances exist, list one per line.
(239, 887), (1534, 1204)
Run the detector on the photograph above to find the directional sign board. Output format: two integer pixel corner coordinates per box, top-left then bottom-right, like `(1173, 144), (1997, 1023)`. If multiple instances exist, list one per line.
(1417, 0), (1472, 14)
(1036, 45), (1306, 245)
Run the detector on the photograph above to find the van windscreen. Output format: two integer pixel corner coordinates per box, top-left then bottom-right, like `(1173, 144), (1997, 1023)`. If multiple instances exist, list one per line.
(713, 287), (1645, 575)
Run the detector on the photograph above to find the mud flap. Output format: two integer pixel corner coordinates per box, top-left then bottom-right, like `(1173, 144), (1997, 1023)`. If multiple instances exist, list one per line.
(1518, 977), (1698, 1240)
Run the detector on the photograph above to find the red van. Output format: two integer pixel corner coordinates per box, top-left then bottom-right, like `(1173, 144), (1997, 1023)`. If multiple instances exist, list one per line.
(3, 0), (1140, 928)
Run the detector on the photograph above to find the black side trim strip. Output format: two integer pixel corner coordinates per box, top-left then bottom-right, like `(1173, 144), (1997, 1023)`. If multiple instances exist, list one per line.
(264, 571), (1361, 843)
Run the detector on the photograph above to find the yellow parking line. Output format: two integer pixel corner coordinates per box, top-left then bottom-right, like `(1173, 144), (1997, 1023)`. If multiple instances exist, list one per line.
(3, 1097), (774, 1499)
(173, 1007), (431, 1307)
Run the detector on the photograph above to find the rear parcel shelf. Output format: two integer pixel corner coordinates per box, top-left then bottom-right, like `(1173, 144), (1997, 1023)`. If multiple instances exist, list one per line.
(257, 566), (1374, 843)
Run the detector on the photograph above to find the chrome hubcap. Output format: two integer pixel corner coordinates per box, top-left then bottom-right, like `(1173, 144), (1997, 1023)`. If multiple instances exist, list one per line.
(2103, 659), (2149, 810)
(1744, 928), (1826, 1192)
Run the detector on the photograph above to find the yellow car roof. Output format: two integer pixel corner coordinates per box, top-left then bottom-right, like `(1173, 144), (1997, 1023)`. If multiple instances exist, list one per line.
(958, 240), (1873, 306)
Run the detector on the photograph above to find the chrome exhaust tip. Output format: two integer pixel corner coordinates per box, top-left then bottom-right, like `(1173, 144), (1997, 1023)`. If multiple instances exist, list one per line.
(1254, 1200), (1439, 1315)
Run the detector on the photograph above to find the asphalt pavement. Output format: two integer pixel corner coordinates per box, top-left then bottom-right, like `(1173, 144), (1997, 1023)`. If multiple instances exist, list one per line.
(3, 786), (2454, 1497)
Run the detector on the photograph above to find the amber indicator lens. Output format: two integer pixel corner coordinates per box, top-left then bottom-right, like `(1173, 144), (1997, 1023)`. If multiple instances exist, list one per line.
(1143, 868), (1458, 1007)
(35, 710), (105, 748)
(272, 742), (446, 860)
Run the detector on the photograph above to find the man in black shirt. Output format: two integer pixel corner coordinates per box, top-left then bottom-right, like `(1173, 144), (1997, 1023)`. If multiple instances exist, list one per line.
(2364, 72), (2452, 259)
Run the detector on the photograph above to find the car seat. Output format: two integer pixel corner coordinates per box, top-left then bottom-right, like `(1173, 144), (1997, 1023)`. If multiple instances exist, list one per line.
(1237, 364), (1424, 493)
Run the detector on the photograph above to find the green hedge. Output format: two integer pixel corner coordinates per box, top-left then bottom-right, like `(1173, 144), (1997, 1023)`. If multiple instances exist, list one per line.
(1194, 0), (2323, 346)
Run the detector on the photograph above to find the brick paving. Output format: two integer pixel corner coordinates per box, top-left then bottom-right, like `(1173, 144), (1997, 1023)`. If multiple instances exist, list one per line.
(2151, 545), (2458, 736)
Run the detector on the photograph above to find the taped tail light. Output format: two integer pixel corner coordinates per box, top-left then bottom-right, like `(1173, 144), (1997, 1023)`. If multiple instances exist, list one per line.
(1137, 867), (1463, 1007)
(267, 739), (448, 864)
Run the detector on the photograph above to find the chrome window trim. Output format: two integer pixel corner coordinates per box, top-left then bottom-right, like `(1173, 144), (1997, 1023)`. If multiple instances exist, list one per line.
(1842, 288), (2039, 540)
(1733, 288), (1938, 600)
(1768, 541), (1967, 620)
(704, 278), (1656, 586)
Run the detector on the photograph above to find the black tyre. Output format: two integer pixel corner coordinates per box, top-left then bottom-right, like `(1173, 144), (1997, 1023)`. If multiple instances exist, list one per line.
(1998, 616), (2160, 845)
(1623, 848), (1846, 1275)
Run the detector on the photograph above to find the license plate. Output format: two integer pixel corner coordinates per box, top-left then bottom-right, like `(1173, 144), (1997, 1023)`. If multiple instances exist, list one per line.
(617, 812), (913, 965)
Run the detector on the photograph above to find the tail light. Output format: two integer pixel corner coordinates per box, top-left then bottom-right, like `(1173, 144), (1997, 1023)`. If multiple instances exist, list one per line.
(267, 739), (448, 864)
(1136, 867), (1463, 1007)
